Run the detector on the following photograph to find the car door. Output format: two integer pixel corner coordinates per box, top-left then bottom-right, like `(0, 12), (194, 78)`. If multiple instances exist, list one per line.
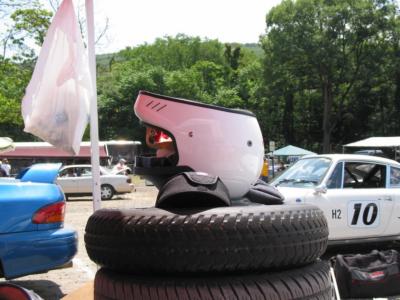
(76, 166), (93, 193)
(57, 167), (79, 194)
(306, 160), (394, 241)
(385, 165), (400, 236)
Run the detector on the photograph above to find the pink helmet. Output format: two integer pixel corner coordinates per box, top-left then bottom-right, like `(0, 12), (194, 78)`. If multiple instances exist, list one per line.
(133, 91), (264, 199)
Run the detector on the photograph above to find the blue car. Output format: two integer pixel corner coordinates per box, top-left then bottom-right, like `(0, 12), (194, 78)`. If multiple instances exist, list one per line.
(0, 163), (77, 279)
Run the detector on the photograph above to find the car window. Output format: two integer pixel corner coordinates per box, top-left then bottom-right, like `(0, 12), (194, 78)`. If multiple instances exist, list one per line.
(390, 167), (400, 188)
(343, 162), (386, 189)
(59, 168), (77, 177)
(80, 167), (92, 177)
(326, 162), (343, 189)
(59, 168), (68, 177)
(272, 157), (331, 187)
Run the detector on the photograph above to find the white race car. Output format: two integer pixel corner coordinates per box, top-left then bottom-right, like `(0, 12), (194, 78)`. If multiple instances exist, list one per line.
(271, 154), (400, 246)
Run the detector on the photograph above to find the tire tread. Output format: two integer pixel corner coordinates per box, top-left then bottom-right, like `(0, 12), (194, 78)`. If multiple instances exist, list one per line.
(94, 261), (332, 300)
(85, 204), (328, 273)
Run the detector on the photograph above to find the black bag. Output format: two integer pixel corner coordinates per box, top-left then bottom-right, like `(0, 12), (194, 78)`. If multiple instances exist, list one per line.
(333, 249), (400, 298)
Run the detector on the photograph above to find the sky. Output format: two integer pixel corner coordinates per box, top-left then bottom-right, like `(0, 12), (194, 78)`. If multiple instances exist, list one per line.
(77, 0), (283, 54)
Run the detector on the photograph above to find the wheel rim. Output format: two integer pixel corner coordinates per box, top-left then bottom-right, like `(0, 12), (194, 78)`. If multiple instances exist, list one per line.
(101, 186), (112, 199)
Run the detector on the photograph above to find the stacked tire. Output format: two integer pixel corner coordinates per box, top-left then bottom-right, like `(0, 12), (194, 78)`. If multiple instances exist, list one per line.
(85, 202), (332, 299)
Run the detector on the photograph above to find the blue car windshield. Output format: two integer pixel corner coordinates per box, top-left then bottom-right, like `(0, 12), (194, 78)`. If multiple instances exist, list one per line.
(272, 157), (332, 188)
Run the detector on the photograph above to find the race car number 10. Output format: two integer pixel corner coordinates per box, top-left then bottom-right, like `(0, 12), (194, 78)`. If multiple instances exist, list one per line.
(347, 200), (380, 228)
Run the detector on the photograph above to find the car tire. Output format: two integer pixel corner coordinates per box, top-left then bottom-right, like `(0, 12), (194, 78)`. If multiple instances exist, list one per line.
(100, 184), (114, 200)
(93, 260), (332, 300)
(85, 203), (329, 273)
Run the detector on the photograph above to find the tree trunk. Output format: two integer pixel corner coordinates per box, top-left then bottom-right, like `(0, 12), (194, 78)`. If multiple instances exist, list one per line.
(322, 81), (333, 153)
(394, 70), (400, 132)
(379, 97), (386, 136)
(283, 92), (295, 144)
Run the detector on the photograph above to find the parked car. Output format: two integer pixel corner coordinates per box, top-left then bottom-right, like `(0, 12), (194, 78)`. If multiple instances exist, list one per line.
(271, 154), (400, 246)
(57, 164), (134, 200)
(0, 163), (77, 279)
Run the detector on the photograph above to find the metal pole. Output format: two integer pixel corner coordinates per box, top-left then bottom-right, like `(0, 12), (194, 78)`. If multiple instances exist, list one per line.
(330, 267), (341, 300)
(85, 0), (101, 211)
(271, 155), (275, 178)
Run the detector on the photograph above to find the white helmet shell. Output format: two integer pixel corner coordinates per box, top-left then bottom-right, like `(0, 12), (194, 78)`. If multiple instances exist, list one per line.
(134, 91), (264, 199)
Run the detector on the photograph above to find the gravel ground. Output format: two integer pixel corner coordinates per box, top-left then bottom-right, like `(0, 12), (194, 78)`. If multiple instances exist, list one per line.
(0, 182), (157, 300)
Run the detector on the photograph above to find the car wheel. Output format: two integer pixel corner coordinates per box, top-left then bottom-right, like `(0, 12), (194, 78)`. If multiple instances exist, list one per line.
(94, 260), (332, 300)
(100, 184), (114, 200)
(85, 203), (329, 273)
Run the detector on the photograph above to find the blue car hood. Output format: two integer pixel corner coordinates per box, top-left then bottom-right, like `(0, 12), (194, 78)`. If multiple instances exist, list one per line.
(17, 163), (62, 184)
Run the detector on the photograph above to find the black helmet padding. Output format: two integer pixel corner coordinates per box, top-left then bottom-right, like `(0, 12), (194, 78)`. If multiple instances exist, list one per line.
(246, 179), (284, 205)
(156, 172), (231, 209)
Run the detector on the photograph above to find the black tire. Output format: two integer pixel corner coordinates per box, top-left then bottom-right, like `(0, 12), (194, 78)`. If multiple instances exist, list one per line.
(85, 203), (328, 273)
(94, 261), (332, 300)
(101, 184), (114, 200)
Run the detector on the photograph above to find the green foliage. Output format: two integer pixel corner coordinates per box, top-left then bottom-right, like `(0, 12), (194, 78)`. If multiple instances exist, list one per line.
(119, 34), (227, 71)
(95, 35), (258, 144)
(261, 0), (399, 153)
(0, 1), (52, 141)
(0, 58), (31, 138)
(209, 87), (244, 108)
(2, 0), (400, 155)
(11, 8), (52, 46)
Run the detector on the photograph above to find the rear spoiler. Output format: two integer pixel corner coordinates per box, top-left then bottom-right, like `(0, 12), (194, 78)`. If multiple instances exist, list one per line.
(17, 163), (62, 184)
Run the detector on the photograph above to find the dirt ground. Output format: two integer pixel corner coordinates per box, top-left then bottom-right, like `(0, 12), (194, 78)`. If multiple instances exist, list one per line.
(1, 182), (158, 300)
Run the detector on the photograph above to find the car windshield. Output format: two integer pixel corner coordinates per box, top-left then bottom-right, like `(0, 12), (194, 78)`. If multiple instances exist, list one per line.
(272, 157), (332, 188)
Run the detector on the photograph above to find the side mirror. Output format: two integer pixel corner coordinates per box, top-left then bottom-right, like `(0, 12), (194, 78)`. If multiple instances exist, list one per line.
(314, 184), (327, 195)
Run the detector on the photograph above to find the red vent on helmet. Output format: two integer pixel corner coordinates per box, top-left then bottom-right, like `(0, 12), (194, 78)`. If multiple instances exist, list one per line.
(32, 202), (65, 224)
(146, 127), (172, 146)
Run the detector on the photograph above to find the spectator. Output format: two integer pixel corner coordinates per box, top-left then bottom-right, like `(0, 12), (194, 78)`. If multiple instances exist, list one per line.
(66, 168), (77, 177)
(0, 160), (5, 177)
(113, 158), (127, 173)
(1, 158), (11, 176)
(277, 160), (286, 172)
(260, 159), (269, 182)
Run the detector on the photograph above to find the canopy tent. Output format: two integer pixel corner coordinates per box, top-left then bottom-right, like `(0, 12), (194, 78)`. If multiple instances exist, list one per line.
(272, 145), (316, 156)
(344, 137), (400, 148)
(343, 136), (400, 160)
(0, 137), (14, 154)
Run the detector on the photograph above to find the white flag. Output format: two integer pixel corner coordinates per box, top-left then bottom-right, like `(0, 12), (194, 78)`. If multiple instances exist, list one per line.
(22, 0), (91, 155)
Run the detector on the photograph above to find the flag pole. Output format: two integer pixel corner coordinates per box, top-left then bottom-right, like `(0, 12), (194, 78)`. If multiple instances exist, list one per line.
(85, 0), (101, 211)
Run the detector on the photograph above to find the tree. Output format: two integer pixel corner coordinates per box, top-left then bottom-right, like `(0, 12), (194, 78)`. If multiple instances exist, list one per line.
(1, 1), (51, 60)
(120, 35), (226, 72)
(0, 1), (52, 140)
(47, 0), (110, 48)
(262, 0), (398, 152)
